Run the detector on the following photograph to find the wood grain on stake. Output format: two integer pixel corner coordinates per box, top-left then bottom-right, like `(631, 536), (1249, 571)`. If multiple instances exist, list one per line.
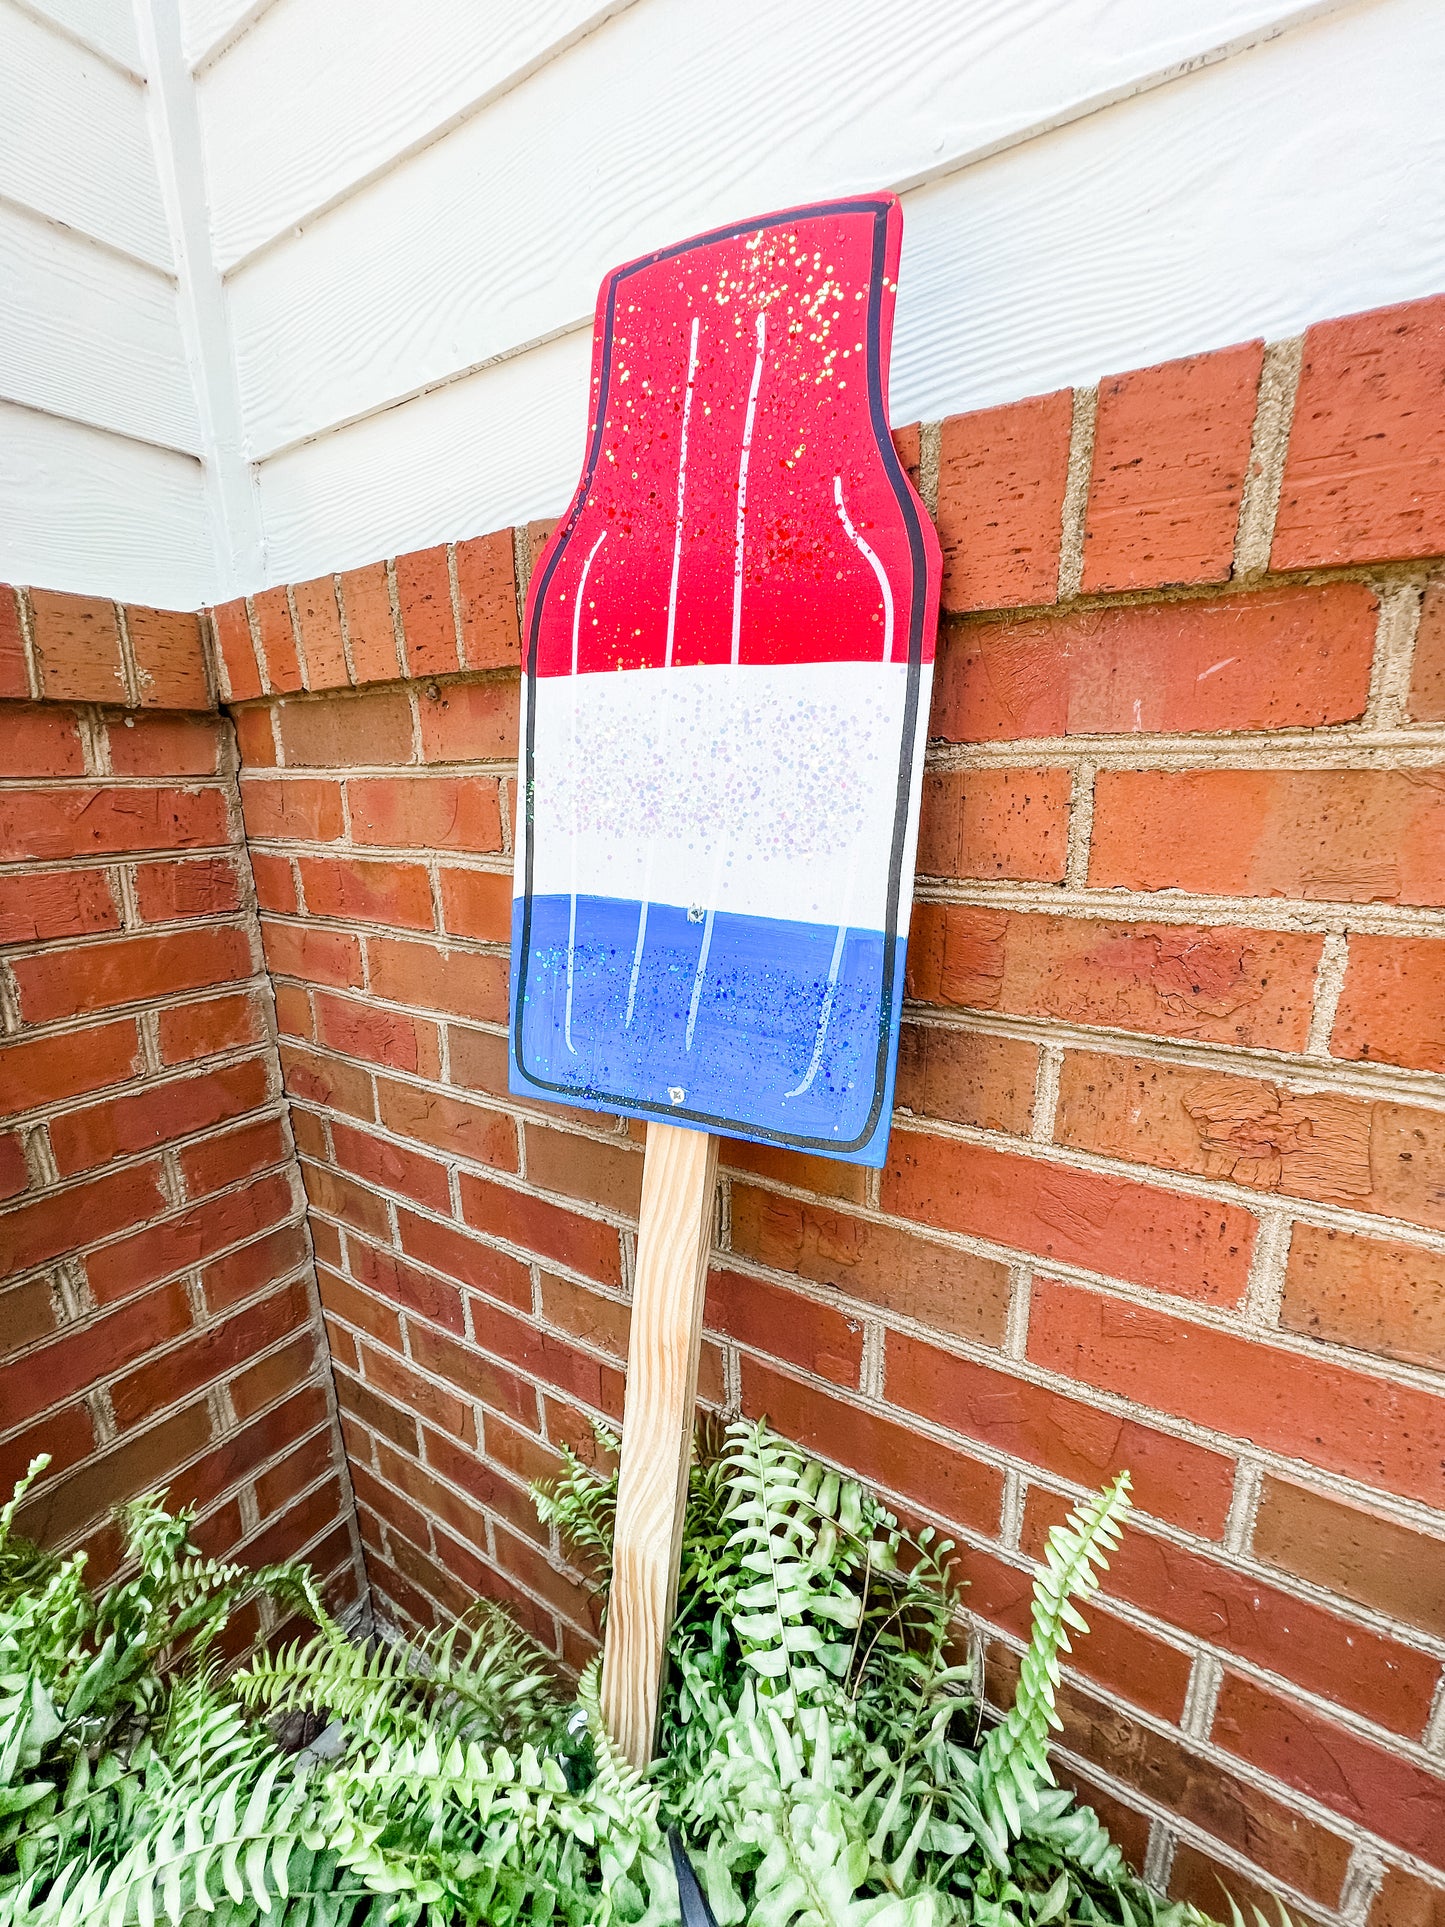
(601, 1123), (719, 1769)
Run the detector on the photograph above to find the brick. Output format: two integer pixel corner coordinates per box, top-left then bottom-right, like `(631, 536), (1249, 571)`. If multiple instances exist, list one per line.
(368, 935), (508, 1023)
(373, 1439), (485, 1551)
(719, 1136), (871, 1204)
(133, 855), (242, 922)
(0, 1131), (27, 1200)
(447, 1023), (510, 1097)
(0, 1018), (140, 1114)
(1028, 1278), (1445, 1507)
(337, 562), (400, 685)
(883, 1327), (1234, 1534)
(19, 1399), (212, 1546)
(1169, 1843), (1328, 1926)
(459, 1171), (622, 1286)
(29, 590), (124, 702)
(424, 1424), (541, 1535)
(1057, 1053), (1445, 1235)
(255, 1424), (335, 1517)
(963, 1539), (1192, 1722)
(705, 1264), (862, 1385)
(417, 677), (518, 762)
(85, 1171), (293, 1302)
(1022, 1488), (1437, 1737)
(317, 1261), (404, 1349)
(0, 703), (83, 776)
(1081, 341), (1263, 591)
(1331, 934), (1445, 1073)
(1281, 1222), (1445, 1370)
(126, 605), (210, 709)
(932, 581), (1377, 743)
(0, 1276), (53, 1348)
(729, 1182), (1011, 1346)
(907, 904), (1322, 1051)
(49, 1057), (269, 1175)
(276, 687), (413, 768)
(231, 705), (278, 769)
(12, 926), (252, 1023)
(885, 1127), (1255, 1304)
(394, 1205), (531, 1309)
(279, 1040), (374, 1118)
(2, 1160), (166, 1278)
(260, 918), (362, 990)
(313, 991), (440, 1077)
(0, 867), (118, 944)
(298, 854), (434, 930)
(290, 1105), (328, 1160)
(1254, 1475), (1445, 1642)
(274, 982), (311, 1038)
(241, 776), (344, 841)
(212, 600), (261, 701)
(228, 1327), (317, 1422)
(413, 1318), (540, 1432)
(349, 774), (502, 853)
(1371, 1867), (1445, 1927)
(741, 1357), (1005, 1533)
(349, 1235), (464, 1333)
(438, 865), (511, 941)
(494, 1521), (598, 1630)
(249, 850), (298, 915)
(936, 391), (1072, 612)
(1214, 1673), (1445, 1867)
(917, 767), (1069, 882)
(111, 712), (222, 778)
(455, 531), (519, 669)
(0, 1403), (94, 1504)
(395, 546), (459, 676)
(0, 785), (230, 862)
(0, 1278), (190, 1428)
(0, 585), (27, 697)
(246, 588), (299, 695)
(111, 1279), (308, 1428)
(378, 1076), (516, 1171)
(362, 1335), (478, 1443)
(425, 1297), (624, 1420)
(202, 1219), (310, 1313)
(1273, 295), (1445, 569)
(330, 1118), (451, 1213)
(524, 1124), (641, 1216)
(181, 1113), (288, 1197)
(538, 1270), (629, 1359)
(893, 1023), (1036, 1135)
(158, 990), (263, 1065)
(291, 575), (347, 691)
(335, 1367), (418, 1453)
(1412, 577), (1445, 723)
(1091, 768), (1445, 905)
(301, 1156), (394, 1239)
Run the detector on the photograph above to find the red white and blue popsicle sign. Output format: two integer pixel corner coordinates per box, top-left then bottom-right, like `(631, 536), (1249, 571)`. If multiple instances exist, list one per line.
(509, 195), (941, 1166)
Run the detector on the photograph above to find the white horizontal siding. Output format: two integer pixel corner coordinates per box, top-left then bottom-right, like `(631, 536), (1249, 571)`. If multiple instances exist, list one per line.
(252, 0), (1445, 588)
(0, 200), (201, 451)
(23, 0), (141, 72)
(197, 0), (636, 272)
(0, 0), (170, 268)
(0, 402), (214, 606)
(179, 0), (264, 69)
(225, 0), (1331, 461)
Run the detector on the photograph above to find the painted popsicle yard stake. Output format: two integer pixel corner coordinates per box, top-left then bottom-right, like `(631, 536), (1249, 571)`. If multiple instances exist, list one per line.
(510, 195), (941, 1763)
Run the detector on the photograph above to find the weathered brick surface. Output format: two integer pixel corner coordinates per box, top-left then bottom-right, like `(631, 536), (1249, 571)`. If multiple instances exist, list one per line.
(0, 698), (359, 1619)
(7, 299), (1445, 1922)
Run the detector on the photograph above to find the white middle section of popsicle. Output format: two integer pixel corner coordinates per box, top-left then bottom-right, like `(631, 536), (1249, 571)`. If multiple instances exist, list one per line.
(518, 657), (929, 932)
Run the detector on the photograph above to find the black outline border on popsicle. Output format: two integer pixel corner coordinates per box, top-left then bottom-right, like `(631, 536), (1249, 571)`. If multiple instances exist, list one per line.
(513, 195), (932, 1157)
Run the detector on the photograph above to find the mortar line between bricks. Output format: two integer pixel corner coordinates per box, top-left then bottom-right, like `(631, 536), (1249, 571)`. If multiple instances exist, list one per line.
(912, 877), (1445, 938)
(922, 730), (1445, 773)
(0, 991), (276, 1074)
(1139, 1823), (1175, 1897)
(1232, 334), (1304, 578)
(1056, 384), (1098, 602)
(1423, 1676), (1445, 1757)
(1304, 931), (1351, 1057)
(1364, 578), (1427, 729)
(1338, 1848), (1389, 1927)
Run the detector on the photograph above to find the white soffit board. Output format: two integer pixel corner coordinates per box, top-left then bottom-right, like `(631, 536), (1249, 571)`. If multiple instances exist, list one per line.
(23, 0), (141, 72)
(225, 0), (1345, 460)
(0, 402), (214, 607)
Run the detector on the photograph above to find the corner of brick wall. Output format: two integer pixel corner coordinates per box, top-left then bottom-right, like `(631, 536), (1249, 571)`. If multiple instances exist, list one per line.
(0, 602), (364, 1641)
(4, 293), (1444, 1926)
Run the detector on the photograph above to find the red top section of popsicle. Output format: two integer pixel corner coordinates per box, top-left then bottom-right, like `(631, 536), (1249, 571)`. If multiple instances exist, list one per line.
(527, 197), (940, 679)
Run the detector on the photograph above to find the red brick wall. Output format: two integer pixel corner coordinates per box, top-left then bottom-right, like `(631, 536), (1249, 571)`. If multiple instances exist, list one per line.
(2, 291), (1443, 1927)
(0, 597), (361, 1632)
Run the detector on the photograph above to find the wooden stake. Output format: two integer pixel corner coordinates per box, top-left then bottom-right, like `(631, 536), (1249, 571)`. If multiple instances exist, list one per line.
(600, 1120), (719, 1768)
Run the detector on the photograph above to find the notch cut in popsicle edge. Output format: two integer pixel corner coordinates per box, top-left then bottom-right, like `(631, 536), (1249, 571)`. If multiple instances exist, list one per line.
(600, 1120), (720, 1769)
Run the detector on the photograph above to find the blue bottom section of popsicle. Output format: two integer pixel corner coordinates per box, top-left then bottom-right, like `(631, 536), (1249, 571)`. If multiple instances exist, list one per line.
(509, 894), (905, 1165)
